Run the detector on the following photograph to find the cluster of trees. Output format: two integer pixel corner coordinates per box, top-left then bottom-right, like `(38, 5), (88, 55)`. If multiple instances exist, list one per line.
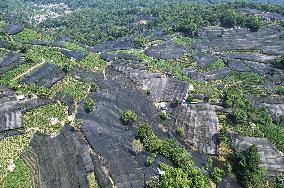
(2, 0), (282, 46)
(224, 88), (284, 152)
(219, 10), (261, 31)
(137, 123), (209, 187)
(120, 110), (137, 125)
(232, 145), (266, 188)
(228, 1), (284, 15)
(210, 167), (224, 184)
(84, 98), (95, 113)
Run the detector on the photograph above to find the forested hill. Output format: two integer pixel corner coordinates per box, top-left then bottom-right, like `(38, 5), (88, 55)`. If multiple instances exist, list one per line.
(204, 0), (284, 7)
(1, 0), (284, 10)
(1, 0), (284, 47)
(21, 0), (284, 7)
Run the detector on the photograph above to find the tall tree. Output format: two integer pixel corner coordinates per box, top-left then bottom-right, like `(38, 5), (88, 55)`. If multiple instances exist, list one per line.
(233, 144), (266, 188)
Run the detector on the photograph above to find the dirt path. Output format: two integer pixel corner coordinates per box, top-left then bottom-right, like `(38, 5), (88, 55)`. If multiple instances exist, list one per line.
(12, 58), (45, 81)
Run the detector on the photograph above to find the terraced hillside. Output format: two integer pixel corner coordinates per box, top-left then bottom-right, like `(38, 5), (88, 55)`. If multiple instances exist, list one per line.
(0, 1), (284, 188)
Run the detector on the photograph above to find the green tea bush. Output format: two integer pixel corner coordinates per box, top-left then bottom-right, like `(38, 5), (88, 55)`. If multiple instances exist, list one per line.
(210, 167), (224, 184)
(120, 110), (137, 125)
(84, 98), (95, 113)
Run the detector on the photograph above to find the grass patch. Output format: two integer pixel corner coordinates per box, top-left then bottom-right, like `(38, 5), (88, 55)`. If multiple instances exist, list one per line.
(26, 46), (74, 67)
(23, 103), (67, 134)
(2, 158), (31, 188)
(193, 81), (221, 99)
(0, 131), (35, 183)
(51, 75), (90, 100)
(0, 48), (8, 57)
(228, 122), (263, 138)
(0, 62), (36, 85)
(116, 48), (193, 81)
(173, 36), (195, 46)
(223, 71), (264, 85)
(222, 71), (266, 95)
(13, 28), (53, 43)
(274, 85), (284, 95)
(79, 52), (107, 72)
(15, 84), (51, 98)
(0, 20), (7, 29)
(87, 172), (100, 188)
(62, 41), (87, 52)
(148, 57), (192, 80)
(203, 59), (226, 72)
(259, 122), (284, 152)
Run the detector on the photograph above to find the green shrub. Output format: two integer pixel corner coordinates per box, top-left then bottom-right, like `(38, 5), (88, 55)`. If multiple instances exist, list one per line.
(246, 16), (261, 32)
(219, 127), (231, 146)
(174, 36), (194, 46)
(12, 28), (38, 43)
(223, 72), (264, 86)
(145, 90), (151, 96)
(276, 176), (284, 185)
(137, 123), (152, 139)
(223, 88), (246, 108)
(84, 98), (95, 113)
(133, 35), (149, 46)
(144, 133), (162, 153)
(90, 83), (99, 92)
(137, 123), (163, 153)
(132, 139), (143, 155)
(159, 111), (168, 120)
(172, 97), (182, 107)
(206, 59), (226, 71)
(280, 21), (284, 28)
(186, 95), (194, 104)
(159, 164), (191, 188)
(194, 82), (221, 100)
(176, 128), (185, 137)
(210, 167), (224, 184)
(120, 110), (137, 125)
(15, 84), (51, 98)
(149, 176), (160, 188)
(274, 85), (284, 95)
(26, 46), (74, 67)
(147, 153), (157, 166)
(86, 172), (100, 188)
(204, 157), (213, 170)
(223, 87), (284, 152)
(62, 41), (86, 52)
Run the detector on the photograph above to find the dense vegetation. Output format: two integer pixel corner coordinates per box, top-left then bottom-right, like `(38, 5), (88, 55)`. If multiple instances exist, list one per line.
(137, 123), (209, 187)
(223, 88), (284, 153)
(120, 110), (138, 125)
(233, 145), (266, 188)
(40, 2), (266, 45)
(2, 158), (31, 188)
(2, 0), (281, 46)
